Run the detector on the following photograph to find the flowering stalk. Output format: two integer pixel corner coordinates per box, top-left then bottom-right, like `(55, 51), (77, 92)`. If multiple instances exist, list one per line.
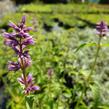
(87, 21), (108, 81)
(75, 21), (108, 108)
(87, 36), (101, 81)
(3, 16), (40, 94)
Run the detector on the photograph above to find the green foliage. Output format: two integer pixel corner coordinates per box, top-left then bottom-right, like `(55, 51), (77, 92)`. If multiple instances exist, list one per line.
(91, 83), (101, 108)
(1, 3), (109, 109)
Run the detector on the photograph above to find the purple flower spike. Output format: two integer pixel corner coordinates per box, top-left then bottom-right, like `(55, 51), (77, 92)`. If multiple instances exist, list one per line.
(7, 16), (32, 38)
(3, 16), (38, 94)
(18, 16), (26, 29)
(8, 61), (20, 71)
(18, 74), (40, 94)
(96, 21), (109, 36)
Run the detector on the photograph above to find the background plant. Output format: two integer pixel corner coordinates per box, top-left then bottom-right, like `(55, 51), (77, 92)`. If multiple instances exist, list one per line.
(1, 3), (109, 109)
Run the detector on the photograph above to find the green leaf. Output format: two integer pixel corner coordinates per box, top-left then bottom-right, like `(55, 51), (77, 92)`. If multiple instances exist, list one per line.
(26, 101), (30, 109)
(75, 42), (96, 52)
(25, 96), (34, 109)
(90, 84), (101, 109)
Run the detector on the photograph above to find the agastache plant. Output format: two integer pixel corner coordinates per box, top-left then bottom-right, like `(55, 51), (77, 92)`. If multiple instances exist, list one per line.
(3, 16), (40, 94)
(75, 21), (109, 108)
(88, 21), (108, 80)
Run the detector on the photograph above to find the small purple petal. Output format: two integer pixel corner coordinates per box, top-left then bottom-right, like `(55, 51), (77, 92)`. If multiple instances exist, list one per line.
(21, 16), (26, 24)
(18, 54), (31, 68)
(24, 27), (32, 32)
(31, 85), (40, 91)
(18, 73), (40, 94)
(12, 46), (20, 54)
(24, 56), (31, 67)
(3, 32), (14, 38)
(3, 32), (18, 47)
(23, 36), (34, 45)
(18, 75), (25, 85)
(8, 22), (20, 32)
(23, 50), (29, 57)
(27, 74), (33, 83)
(23, 33), (31, 38)
(4, 39), (12, 46)
(18, 16), (26, 29)
(4, 38), (18, 47)
(18, 31), (31, 38)
(8, 61), (20, 71)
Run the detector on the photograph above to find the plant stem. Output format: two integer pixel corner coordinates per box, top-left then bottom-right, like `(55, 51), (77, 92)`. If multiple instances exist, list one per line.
(87, 36), (102, 81)
(22, 68), (27, 87)
(19, 38), (27, 87)
(75, 36), (102, 108)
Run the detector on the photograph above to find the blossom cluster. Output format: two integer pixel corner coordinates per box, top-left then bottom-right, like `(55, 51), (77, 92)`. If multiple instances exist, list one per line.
(18, 74), (40, 94)
(96, 21), (108, 37)
(3, 16), (40, 94)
